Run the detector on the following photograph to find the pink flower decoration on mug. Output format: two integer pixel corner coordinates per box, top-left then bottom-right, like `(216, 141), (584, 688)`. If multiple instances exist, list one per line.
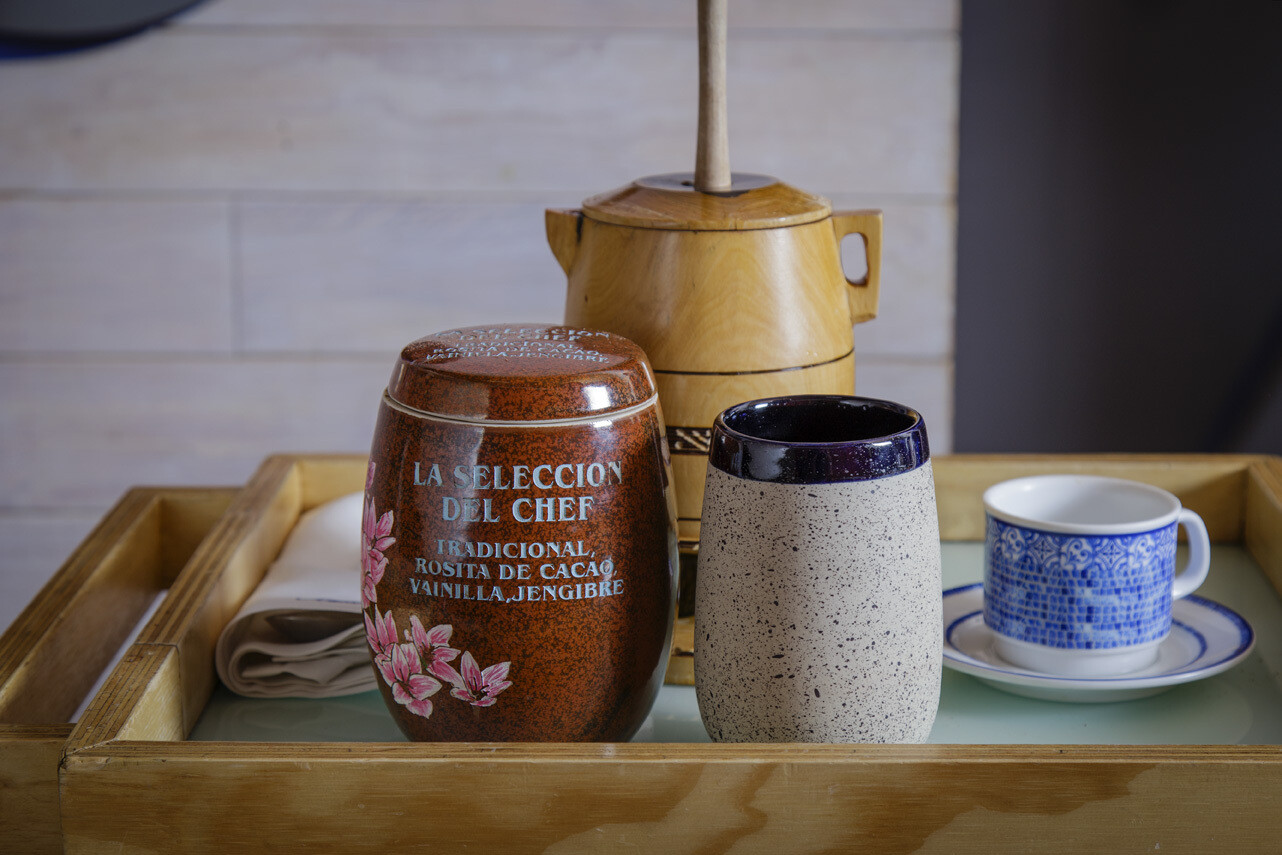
(442, 652), (513, 708)
(406, 615), (462, 683)
(377, 642), (441, 718)
(364, 606), (398, 657)
(365, 608), (515, 718)
(360, 554), (385, 608)
(361, 466), (395, 607)
(359, 474), (515, 721)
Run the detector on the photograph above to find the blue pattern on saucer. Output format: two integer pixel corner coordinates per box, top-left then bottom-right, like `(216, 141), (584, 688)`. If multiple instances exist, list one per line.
(941, 584), (1254, 702)
(983, 516), (1178, 650)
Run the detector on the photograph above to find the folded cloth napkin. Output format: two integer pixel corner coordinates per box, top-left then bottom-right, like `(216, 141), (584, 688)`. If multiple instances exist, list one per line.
(215, 492), (374, 698)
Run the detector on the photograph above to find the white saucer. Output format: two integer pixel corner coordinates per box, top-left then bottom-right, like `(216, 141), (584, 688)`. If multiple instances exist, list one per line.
(942, 584), (1255, 703)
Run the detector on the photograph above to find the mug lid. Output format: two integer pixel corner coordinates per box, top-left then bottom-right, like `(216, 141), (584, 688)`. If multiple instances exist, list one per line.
(387, 324), (657, 423)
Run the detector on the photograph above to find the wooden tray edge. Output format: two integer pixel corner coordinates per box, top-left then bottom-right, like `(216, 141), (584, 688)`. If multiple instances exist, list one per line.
(0, 486), (236, 855)
(55, 454), (1282, 854)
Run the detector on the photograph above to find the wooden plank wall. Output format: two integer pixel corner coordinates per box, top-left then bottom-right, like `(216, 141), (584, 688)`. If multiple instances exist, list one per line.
(0, 0), (960, 631)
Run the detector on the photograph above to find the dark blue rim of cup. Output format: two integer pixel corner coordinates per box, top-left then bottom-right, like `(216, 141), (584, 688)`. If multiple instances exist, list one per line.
(707, 395), (930, 484)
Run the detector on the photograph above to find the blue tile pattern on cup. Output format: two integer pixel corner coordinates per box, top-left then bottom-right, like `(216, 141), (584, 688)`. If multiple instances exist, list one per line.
(983, 516), (1178, 649)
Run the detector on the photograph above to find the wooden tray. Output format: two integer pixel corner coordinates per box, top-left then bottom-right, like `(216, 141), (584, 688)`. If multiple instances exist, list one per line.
(61, 454), (1282, 853)
(0, 486), (236, 855)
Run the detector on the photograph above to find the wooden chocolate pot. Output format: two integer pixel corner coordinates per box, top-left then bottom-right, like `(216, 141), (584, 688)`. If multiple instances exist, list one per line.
(545, 4), (882, 550)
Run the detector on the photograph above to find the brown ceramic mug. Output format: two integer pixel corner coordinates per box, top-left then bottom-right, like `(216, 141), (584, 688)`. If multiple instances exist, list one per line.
(363, 324), (678, 741)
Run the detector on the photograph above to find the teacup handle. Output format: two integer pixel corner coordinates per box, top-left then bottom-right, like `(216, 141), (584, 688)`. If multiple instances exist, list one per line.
(831, 209), (883, 325)
(1171, 509), (1211, 599)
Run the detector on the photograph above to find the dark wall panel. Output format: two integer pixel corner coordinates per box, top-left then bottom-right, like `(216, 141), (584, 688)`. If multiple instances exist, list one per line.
(955, 1), (1282, 453)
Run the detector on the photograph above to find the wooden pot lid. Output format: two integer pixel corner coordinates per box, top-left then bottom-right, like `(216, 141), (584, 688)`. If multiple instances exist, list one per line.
(387, 324), (657, 423)
(580, 172), (832, 231)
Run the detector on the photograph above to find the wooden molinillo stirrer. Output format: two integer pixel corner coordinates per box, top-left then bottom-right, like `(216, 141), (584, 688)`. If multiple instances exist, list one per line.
(695, 0), (731, 193)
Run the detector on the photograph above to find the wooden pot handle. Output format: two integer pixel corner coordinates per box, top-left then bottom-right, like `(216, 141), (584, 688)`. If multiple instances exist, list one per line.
(832, 209), (883, 325)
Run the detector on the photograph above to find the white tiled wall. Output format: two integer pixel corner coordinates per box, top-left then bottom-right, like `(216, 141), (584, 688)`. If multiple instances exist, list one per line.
(0, 0), (959, 630)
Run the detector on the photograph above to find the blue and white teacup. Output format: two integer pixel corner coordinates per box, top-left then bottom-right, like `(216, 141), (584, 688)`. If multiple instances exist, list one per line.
(982, 475), (1211, 676)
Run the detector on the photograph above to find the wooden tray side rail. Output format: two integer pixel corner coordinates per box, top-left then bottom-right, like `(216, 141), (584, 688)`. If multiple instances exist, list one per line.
(137, 455), (354, 738)
(0, 487), (236, 855)
(933, 454), (1257, 544)
(59, 454), (1282, 854)
(58, 742), (1282, 854)
(1246, 456), (1282, 594)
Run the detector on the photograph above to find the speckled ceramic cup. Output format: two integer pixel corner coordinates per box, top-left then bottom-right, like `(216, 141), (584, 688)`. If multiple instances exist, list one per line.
(364, 325), (678, 741)
(694, 395), (942, 743)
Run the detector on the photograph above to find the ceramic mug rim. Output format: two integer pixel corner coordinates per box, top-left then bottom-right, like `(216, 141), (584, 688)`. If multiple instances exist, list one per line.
(983, 474), (1183, 536)
(708, 394), (929, 484)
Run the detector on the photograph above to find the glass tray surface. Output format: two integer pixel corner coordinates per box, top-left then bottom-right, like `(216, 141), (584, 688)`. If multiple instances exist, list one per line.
(189, 543), (1282, 745)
